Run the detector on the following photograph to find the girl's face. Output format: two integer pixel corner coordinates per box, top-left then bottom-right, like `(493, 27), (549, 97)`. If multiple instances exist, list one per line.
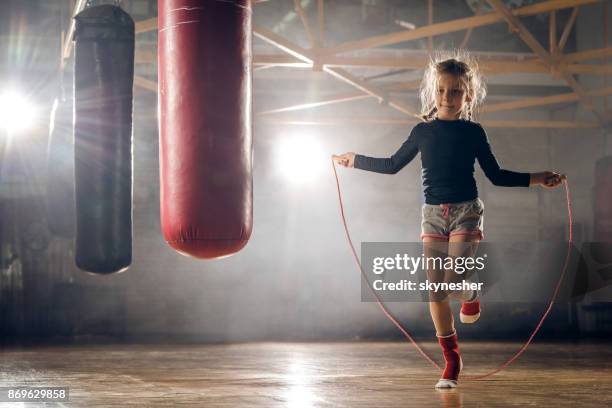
(435, 73), (471, 120)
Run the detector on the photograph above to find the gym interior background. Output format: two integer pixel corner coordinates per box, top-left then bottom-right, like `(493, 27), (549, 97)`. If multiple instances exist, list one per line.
(0, 1), (611, 407)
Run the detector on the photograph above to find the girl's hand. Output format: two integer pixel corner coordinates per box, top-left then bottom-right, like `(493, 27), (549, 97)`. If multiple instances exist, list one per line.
(332, 152), (356, 168)
(530, 171), (565, 188)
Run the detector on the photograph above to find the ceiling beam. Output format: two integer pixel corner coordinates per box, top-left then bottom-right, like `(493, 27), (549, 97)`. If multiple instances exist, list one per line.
(319, 0), (599, 57)
(486, 0), (606, 125)
(135, 17), (158, 34)
(558, 7), (579, 52)
(259, 117), (600, 129)
(133, 36), (612, 66)
(566, 64), (612, 75)
(133, 75), (157, 92)
(482, 86), (612, 113)
(132, 1), (600, 57)
(253, 24), (314, 64)
(317, 0), (325, 47)
(549, 11), (557, 54)
(460, 0), (484, 49)
(129, 3), (608, 128)
(134, 51), (612, 85)
(257, 84), (612, 117)
(257, 81), (420, 115)
(259, 93), (372, 115)
(253, 25), (418, 118)
(483, 93), (576, 113)
(294, 0), (315, 48)
(321, 66), (386, 102)
(324, 67), (417, 115)
(132, 10), (612, 69)
(239, 53), (612, 76)
(561, 46), (612, 62)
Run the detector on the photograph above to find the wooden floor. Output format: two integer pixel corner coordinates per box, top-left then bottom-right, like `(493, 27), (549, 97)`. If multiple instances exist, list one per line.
(0, 341), (611, 407)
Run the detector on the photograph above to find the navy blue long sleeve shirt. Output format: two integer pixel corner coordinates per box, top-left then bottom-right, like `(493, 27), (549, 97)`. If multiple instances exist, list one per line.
(354, 118), (531, 204)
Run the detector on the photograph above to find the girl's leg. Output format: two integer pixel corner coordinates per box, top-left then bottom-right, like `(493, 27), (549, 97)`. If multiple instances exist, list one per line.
(447, 233), (481, 301)
(447, 233), (482, 323)
(423, 236), (466, 389)
(429, 300), (454, 336)
(423, 237), (454, 336)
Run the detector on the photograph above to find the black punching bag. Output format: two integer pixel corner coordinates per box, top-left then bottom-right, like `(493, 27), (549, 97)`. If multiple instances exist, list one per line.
(46, 97), (75, 238)
(73, 5), (134, 274)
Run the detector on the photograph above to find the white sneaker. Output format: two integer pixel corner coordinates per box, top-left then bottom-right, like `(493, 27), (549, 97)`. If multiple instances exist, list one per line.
(435, 378), (457, 389)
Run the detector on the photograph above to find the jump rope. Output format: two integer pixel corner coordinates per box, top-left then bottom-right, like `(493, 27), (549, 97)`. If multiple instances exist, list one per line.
(331, 159), (573, 380)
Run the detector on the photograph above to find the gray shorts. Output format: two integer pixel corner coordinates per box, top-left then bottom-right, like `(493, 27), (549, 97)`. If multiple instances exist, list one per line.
(420, 198), (484, 241)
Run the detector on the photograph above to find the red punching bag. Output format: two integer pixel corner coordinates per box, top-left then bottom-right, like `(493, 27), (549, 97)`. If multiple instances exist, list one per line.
(158, 0), (253, 259)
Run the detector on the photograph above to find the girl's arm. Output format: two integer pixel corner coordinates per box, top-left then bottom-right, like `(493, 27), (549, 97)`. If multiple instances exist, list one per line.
(333, 130), (420, 174)
(475, 128), (564, 188)
(475, 127), (531, 187)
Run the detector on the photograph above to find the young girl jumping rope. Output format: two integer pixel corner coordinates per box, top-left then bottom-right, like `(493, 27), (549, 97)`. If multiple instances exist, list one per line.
(332, 54), (564, 389)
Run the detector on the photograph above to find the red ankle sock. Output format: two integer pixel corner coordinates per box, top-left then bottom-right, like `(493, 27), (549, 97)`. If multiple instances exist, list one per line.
(437, 332), (461, 381)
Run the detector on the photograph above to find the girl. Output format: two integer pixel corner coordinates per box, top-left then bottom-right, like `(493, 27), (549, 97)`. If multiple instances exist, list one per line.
(332, 55), (564, 389)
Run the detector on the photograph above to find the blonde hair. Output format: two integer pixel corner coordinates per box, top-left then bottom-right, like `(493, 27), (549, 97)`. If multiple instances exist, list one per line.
(419, 51), (486, 122)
